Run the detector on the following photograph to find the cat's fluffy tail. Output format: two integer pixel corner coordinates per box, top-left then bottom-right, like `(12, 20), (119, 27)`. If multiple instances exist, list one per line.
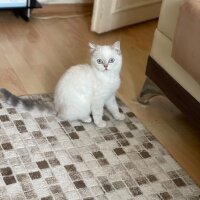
(0, 88), (54, 113)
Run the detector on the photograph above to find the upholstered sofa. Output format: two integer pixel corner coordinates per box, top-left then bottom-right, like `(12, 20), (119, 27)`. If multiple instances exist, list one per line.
(138, 0), (200, 127)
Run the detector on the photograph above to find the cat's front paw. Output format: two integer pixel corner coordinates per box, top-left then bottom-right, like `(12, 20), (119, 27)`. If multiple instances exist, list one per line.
(114, 113), (125, 121)
(82, 116), (92, 123)
(95, 120), (107, 128)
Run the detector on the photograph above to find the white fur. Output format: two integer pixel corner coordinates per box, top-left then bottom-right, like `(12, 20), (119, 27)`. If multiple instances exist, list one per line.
(54, 41), (125, 127)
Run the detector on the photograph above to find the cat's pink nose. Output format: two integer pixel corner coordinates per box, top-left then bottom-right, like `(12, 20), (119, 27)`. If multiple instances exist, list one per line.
(104, 65), (108, 70)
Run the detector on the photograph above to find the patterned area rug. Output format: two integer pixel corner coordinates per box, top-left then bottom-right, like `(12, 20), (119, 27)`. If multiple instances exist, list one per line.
(0, 94), (199, 200)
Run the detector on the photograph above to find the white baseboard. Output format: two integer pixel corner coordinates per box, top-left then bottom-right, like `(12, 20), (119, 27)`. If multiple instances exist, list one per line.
(38, 0), (93, 3)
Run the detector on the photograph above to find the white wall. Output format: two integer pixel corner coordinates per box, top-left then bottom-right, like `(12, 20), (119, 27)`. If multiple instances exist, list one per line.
(38, 0), (93, 3)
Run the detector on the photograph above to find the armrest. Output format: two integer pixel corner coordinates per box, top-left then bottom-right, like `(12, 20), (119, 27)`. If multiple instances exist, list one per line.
(157, 0), (184, 41)
(172, 0), (200, 85)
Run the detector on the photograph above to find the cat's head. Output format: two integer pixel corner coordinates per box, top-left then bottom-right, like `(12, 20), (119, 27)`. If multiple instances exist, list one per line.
(89, 41), (122, 72)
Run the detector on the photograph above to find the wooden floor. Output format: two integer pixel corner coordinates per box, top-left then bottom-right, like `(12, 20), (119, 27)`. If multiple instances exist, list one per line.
(0, 9), (200, 186)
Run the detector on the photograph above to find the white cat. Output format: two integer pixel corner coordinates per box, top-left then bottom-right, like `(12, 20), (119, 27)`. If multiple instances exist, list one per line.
(0, 41), (125, 127)
(54, 41), (125, 127)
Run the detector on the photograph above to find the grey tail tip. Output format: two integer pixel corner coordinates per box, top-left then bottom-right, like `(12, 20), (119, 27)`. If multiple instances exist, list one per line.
(0, 88), (14, 100)
(0, 88), (21, 107)
(0, 88), (54, 112)
(0, 88), (35, 109)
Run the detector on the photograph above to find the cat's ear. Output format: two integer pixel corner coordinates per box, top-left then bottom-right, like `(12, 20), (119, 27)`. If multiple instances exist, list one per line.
(89, 42), (97, 53)
(112, 41), (121, 54)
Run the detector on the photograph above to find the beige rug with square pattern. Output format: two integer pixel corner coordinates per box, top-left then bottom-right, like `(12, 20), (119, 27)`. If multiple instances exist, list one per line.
(0, 94), (199, 200)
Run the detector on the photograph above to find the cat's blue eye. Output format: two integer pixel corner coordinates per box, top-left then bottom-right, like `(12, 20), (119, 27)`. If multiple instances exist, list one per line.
(97, 59), (103, 64)
(109, 58), (115, 63)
